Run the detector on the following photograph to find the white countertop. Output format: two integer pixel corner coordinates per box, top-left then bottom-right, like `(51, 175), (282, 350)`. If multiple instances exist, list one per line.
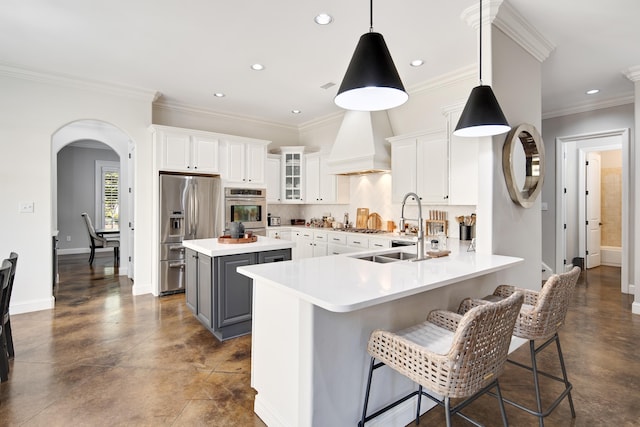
(183, 236), (295, 257)
(238, 243), (522, 313)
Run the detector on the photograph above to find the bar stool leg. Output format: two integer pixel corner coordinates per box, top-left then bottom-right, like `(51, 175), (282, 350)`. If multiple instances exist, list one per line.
(555, 334), (576, 417)
(494, 381), (509, 427)
(359, 357), (376, 427)
(416, 385), (422, 425)
(444, 397), (452, 427)
(529, 340), (545, 427)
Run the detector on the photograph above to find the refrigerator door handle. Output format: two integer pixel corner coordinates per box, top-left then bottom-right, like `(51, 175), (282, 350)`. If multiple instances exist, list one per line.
(192, 181), (199, 236)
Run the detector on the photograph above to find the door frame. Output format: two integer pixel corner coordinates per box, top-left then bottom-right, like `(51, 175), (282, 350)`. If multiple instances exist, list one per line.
(556, 128), (629, 293)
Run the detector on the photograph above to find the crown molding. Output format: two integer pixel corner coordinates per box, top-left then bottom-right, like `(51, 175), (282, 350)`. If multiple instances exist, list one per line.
(461, 0), (555, 63)
(153, 101), (298, 132)
(542, 95), (634, 120)
(0, 63), (160, 102)
(409, 65), (476, 95)
(623, 65), (640, 82)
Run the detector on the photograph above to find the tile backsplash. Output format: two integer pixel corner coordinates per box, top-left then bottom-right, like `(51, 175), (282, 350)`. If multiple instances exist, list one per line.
(266, 172), (475, 238)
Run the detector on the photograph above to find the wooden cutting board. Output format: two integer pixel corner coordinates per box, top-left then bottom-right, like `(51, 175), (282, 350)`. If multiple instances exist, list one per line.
(356, 208), (369, 229)
(367, 212), (382, 230)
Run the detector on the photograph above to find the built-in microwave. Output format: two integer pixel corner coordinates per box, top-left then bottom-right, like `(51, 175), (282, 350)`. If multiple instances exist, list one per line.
(224, 188), (267, 231)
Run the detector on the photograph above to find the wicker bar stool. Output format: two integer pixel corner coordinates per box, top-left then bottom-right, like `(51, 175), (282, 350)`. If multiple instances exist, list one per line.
(359, 291), (524, 427)
(459, 266), (581, 427)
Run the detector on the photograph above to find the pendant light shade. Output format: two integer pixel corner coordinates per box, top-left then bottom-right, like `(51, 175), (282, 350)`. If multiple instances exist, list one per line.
(454, 0), (510, 137)
(453, 85), (510, 137)
(334, 1), (408, 111)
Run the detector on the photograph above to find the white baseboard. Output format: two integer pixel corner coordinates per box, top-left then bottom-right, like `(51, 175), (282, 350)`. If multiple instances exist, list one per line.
(58, 247), (116, 255)
(601, 246), (622, 267)
(632, 300), (640, 315)
(132, 282), (153, 296)
(10, 296), (55, 315)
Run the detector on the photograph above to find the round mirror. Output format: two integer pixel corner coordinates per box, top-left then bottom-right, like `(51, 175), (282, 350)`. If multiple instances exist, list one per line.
(502, 123), (545, 208)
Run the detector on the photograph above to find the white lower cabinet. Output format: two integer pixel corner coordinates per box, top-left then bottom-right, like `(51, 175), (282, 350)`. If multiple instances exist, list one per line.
(369, 237), (391, 250)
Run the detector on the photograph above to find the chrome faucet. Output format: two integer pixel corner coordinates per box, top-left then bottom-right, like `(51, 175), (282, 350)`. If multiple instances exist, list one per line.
(399, 192), (427, 261)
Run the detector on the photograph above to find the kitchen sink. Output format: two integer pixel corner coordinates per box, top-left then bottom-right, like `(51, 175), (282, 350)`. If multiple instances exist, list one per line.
(352, 251), (424, 263)
(379, 251), (418, 261)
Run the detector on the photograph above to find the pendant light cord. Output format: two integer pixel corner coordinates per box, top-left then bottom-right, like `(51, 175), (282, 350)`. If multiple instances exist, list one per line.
(479, 0), (483, 85)
(369, 0), (374, 32)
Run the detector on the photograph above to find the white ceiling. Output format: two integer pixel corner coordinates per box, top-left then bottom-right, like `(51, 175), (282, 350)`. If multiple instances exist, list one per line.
(1, 0), (638, 127)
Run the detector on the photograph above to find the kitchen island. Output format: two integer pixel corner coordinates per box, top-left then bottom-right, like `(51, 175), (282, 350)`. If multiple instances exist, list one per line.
(182, 236), (294, 341)
(238, 242), (524, 427)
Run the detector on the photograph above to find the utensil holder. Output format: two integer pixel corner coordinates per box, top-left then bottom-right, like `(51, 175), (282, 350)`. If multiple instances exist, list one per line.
(459, 224), (475, 241)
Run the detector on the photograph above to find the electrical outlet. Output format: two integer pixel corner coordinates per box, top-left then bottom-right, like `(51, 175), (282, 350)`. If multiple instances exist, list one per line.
(66, 236), (71, 242)
(19, 201), (34, 213)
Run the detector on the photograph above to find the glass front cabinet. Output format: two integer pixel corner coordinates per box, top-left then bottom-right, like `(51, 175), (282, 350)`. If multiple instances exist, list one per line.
(280, 146), (305, 203)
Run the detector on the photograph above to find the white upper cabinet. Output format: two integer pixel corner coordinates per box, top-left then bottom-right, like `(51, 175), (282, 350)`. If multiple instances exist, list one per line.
(155, 127), (220, 173)
(443, 106), (478, 205)
(417, 135), (448, 204)
(305, 152), (350, 204)
(266, 154), (281, 203)
(224, 139), (269, 185)
(389, 130), (448, 204)
(280, 146), (305, 203)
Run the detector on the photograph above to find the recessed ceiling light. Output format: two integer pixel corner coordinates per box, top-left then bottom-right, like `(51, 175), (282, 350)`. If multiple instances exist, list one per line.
(314, 13), (333, 25)
(410, 59), (424, 67)
(213, 92), (225, 98)
(251, 63), (265, 71)
(291, 109), (302, 114)
(586, 89), (600, 95)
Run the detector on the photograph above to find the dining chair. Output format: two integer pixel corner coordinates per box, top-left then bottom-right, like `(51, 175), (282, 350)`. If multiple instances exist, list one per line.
(81, 212), (119, 265)
(359, 291), (524, 427)
(459, 266), (581, 427)
(0, 259), (12, 382)
(2, 252), (18, 359)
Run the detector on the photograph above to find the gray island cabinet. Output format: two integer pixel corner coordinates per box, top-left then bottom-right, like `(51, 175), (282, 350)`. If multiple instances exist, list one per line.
(182, 237), (294, 341)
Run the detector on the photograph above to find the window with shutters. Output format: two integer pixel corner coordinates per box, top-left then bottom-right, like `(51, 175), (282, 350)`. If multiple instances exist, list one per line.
(95, 160), (120, 230)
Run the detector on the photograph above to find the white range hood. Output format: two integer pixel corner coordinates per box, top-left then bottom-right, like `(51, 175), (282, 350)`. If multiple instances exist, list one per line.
(327, 110), (393, 175)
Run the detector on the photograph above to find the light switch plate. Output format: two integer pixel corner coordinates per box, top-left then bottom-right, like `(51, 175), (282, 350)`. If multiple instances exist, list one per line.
(541, 202), (548, 211)
(19, 201), (34, 213)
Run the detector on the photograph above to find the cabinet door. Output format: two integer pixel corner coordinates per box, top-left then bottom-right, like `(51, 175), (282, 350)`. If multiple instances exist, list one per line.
(192, 136), (220, 173)
(283, 151), (303, 202)
(162, 133), (191, 171)
(448, 135), (478, 205)
(312, 242), (328, 257)
(391, 140), (417, 203)
(266, 155), (281, 202)
(196, 253), (213, 328)
(246, 143), (266, 184)
(294, 233), (314, 259)
(216, 253), (256, 328)
(417, 136), (449, 204)
(305, 154), (321, 202)
(226, 140), (247, 183)
(185, 249), (198, 314)
(258, 249), (292, 263)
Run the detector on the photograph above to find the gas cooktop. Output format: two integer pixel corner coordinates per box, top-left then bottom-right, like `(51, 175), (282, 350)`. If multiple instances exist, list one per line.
(337, 228), (388, 234)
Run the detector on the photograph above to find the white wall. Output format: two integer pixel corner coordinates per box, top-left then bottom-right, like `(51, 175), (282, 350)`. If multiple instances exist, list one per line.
(0, 71), (153, 314)
(478, 24), (543, 290)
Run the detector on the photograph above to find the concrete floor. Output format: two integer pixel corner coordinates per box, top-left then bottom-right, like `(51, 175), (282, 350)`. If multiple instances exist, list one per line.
(0, 253), (638, 426)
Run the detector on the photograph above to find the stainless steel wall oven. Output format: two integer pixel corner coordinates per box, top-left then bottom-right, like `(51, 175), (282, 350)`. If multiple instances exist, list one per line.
(224, 187), (267, 235)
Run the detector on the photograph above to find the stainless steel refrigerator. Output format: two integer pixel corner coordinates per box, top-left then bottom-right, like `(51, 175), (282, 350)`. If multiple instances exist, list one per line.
(159, 173), (223, 295)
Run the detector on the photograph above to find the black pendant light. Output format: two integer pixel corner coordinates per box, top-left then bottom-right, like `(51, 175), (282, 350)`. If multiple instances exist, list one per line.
(454, 0), (510, 137)
(334, 0), (408, 111)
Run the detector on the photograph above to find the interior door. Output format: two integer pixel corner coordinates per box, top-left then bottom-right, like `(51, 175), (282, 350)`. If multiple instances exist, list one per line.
(586, 152), (601, 268)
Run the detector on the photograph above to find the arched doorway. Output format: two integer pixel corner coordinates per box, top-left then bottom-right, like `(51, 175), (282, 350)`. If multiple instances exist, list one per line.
(51, 119), (134, 281)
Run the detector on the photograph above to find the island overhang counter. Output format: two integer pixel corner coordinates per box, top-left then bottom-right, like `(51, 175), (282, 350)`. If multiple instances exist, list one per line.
(238, 244), (524, 427)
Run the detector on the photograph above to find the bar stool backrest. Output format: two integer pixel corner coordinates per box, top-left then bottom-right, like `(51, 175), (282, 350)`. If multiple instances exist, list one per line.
(514, 266), (581, 340)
